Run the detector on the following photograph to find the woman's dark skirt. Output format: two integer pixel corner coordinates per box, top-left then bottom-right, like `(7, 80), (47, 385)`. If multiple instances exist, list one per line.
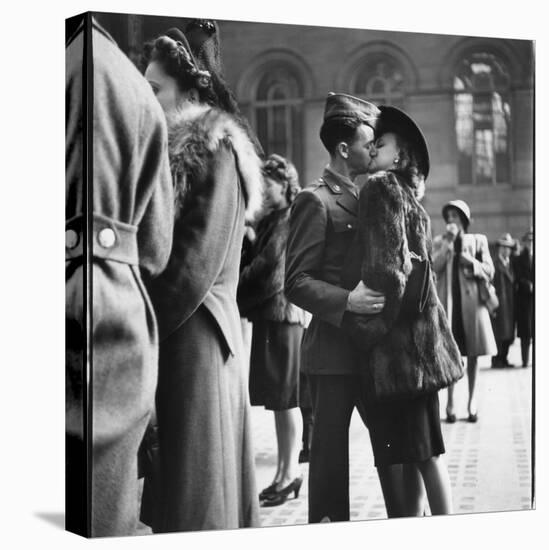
(364, 390), (445, 467)
(249, 320), (304, 411)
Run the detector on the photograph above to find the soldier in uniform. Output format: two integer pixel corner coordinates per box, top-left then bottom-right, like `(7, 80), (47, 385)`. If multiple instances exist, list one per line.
(65, 17), (173, 537)
(285, 93), (385, 523)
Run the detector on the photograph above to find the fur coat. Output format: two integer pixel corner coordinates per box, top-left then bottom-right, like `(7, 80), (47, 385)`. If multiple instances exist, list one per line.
(342, 171), (463, 400)
(147, 103), (263, 348)
(238, 207), (307, 324)
(144, 103), (263, 531)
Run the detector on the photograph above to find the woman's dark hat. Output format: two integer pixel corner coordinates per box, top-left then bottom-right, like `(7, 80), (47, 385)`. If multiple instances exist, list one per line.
(378, 105), (430, 179)
(323, 92), (380, 130)
(442, 200), (471, 225)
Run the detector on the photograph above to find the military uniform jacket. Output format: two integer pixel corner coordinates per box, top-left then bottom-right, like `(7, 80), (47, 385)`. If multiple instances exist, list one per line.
(285, 167), (361, 375)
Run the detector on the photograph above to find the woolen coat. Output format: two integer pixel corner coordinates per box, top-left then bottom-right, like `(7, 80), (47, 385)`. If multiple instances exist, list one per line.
(340, 171), (463, 399)
(65, 20), (174, 537)
(145, 104), (263, 532)
(285, 167), (362, 375)
(513, 249), (533, 339)
(433, 231), (497, 357)
(491, 255), (515, 342)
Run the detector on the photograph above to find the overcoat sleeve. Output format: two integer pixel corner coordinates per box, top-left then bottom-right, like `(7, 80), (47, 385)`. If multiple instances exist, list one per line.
(135, 106), (174, 280)
(285, 190), (350, 327)
(238, 214), (287, 314)
(343, 172), (411, 348)
(148, 141), (240, 337)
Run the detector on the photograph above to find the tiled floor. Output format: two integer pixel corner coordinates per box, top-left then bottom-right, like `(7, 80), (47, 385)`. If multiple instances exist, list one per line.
(252, 339), (533, 527)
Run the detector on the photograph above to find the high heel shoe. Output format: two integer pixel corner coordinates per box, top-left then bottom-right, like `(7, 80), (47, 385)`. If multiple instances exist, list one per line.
(259, 482), (278, 501)
(262, 476), (303, 507)
(445, 411), (456, 423)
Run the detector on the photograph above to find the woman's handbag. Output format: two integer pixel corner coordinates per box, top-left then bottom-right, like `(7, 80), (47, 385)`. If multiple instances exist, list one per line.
(400, 252), (431, 318)
(478, 277), (499, 315)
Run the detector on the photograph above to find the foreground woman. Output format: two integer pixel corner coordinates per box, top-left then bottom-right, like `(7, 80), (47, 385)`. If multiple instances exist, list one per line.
(144, 26), (263, 531)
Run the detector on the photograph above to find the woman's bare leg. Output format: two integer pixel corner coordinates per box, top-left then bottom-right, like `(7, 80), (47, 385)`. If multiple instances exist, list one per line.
(402, 463), (426, 516)
(274, 408), (302, 487)
(467, 356), (479, 416)
(416, 456), (453, 515)
(376, 464), (407, 517)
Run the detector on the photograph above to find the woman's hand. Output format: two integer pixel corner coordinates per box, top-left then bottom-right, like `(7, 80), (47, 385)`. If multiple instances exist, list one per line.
(459, 251), (475, 268)
(445, 223), (459, 242)
(346, 281), (386, 315)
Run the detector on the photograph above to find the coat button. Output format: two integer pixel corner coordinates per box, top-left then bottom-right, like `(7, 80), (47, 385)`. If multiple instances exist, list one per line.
(65, 229), (79, 249)
(347, 223), (353, 229)
(333, 185), (340, 191)
(98, 227), (116, 248)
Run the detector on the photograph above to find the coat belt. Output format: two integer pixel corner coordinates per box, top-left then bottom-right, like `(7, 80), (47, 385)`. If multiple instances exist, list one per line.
(65, 213), (139, 265)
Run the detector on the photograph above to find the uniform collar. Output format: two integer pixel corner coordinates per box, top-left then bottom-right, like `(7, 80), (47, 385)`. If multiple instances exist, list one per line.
(322, 166), (358, 197)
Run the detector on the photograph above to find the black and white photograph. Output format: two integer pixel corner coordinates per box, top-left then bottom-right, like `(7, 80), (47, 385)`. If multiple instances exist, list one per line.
(3, 1), (546, 549)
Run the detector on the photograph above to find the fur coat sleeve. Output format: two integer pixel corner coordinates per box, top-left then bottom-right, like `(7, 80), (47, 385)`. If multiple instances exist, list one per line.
(343, 171), (413, 349)
(237, 209), (289, 315)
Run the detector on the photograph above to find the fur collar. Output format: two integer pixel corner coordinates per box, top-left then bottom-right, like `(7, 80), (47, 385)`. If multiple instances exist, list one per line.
(167, 104), (263, 221)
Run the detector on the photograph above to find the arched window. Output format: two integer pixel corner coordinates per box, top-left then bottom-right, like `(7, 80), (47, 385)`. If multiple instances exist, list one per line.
(351, 53), (407, 107)
(454, 51), (512, 185)
(250, 65), (304, 173)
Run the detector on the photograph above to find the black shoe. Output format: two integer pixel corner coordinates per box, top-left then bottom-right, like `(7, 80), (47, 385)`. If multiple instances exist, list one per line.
(262, 476), (303, 507)
(445, 412), (457, 423)
(298, 449), (309, 463)
(467, 413), (478, 423)
(259, 482), (278, 501)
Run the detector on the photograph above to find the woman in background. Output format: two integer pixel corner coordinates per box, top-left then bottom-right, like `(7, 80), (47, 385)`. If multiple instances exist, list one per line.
(238, 154), (307, 507)
(433, 200), (497, 423)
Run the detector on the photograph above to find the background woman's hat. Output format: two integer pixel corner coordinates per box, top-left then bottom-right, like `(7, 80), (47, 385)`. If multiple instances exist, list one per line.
(442, 199), (471, 224)
(378, 105), (430, 179)
(497, 233), (515, 248)
(323, 92), (380, 129)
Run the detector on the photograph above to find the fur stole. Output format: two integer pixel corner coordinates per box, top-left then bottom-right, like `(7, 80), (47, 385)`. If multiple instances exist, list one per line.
(167, 104), (263, 221)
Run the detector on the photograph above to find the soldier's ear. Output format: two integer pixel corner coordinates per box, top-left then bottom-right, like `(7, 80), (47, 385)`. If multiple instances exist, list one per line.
(337, 141), (349, 160)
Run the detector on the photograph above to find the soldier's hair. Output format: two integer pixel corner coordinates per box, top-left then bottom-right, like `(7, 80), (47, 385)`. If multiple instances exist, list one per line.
(262, 154), (300, 204)
(319, 117), (363, 156)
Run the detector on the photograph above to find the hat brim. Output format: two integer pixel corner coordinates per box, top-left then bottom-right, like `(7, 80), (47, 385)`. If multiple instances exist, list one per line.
(378, 106), (430, 179)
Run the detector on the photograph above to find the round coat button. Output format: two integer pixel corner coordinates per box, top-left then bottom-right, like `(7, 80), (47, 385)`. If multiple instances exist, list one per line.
(333, 185), (340, 191)
(347, 224), (353, 229)
(65, 229), (79, 249)
(98, 227), (116, 248)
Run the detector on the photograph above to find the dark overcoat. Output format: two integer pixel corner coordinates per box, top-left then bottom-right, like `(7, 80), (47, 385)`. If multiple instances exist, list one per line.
(65, 20), (173, 537)
(491, 255), (515, 341)
(145, 104), (263, 531)
(285, 168), (362, 375)
(513, 249), (533, 339)
(340, 171), (463, 399)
